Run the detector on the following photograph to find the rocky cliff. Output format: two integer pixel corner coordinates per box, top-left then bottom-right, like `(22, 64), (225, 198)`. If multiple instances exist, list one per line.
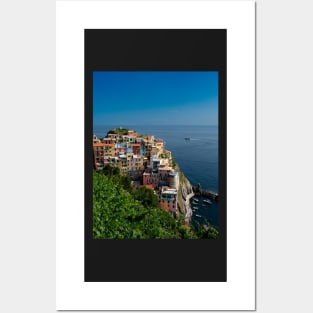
(177, 171), (194, 224)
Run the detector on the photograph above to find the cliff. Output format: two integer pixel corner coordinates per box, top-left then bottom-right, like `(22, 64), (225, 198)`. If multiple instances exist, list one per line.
(177, 171), (194, 224)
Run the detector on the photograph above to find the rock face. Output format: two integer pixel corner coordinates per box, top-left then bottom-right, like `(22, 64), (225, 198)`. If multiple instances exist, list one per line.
(177, 171), (194, 223)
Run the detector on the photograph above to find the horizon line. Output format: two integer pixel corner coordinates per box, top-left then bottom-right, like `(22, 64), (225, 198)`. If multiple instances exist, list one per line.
(93, 124), (218, 127)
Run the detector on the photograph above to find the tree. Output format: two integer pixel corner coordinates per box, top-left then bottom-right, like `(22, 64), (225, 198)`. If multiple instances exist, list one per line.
(133, 186), (159, 208)
(102, 164), (113, 176)
(172, 156), (177, 169)
(93, 171), (184, 239)
(195, 222), (219, 239)
(119, 174), (132, 193)
(92, 171), (216, 239)
(107, 129), (117, 135)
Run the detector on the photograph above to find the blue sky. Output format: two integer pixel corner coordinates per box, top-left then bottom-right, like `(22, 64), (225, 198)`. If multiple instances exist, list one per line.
(93, 71), (218, 126)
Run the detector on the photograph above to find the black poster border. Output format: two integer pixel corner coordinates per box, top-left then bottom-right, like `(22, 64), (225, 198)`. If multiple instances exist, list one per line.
(85, 29), (227, 282)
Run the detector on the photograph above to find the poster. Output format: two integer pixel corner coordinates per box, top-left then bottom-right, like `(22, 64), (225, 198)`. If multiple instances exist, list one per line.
(56, 1), (255, 310)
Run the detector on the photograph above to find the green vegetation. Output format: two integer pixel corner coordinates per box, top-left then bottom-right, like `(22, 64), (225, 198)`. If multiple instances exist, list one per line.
(93, 168), (219, 239)
(107, 127), (129, 135)
(172, 157), (176, 168)
(171, 156), (179, 170)
(133, 186), (159, 208)
(102, 164), (120, 176)
(93, 170), (196, 239)
(194, 221), (219, 239)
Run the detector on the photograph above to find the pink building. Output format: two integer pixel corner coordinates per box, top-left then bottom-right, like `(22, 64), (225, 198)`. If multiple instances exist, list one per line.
(159, 187), (177, 213)
(143, 171), (159, 189)
(114, 144), (127, 156)
(128, 130), (138, 138)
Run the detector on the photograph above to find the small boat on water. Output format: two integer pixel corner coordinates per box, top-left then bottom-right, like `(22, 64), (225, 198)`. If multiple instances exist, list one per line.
(192, 206), (199, 210)
(185, 137), (190, 140)
(193, 198), (199, 202)
(203, 199), (212, 205)
(195, 214), (201, 218)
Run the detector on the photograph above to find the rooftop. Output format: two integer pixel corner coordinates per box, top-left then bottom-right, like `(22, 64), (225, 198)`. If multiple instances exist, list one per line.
(158, 166), (173, 171)
(93, 143), (114, 147)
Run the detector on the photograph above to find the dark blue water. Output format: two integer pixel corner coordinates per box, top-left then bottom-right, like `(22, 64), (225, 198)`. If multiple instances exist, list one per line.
(93, 125), (219, 229)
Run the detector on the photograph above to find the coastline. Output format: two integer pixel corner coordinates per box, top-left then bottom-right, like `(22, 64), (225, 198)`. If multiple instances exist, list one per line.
(93, 126), (218, 228)
(184, 190), (194, 223)
(176, 170), (194, 224)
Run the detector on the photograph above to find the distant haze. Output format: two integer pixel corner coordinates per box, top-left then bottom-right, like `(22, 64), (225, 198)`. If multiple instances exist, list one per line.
(93, 71), (218, 126)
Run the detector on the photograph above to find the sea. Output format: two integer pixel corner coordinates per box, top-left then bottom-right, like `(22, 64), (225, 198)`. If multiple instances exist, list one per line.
(93, 125), (219, 230)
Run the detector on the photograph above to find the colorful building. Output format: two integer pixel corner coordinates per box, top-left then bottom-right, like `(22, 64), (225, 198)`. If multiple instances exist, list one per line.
(168, 171), (179, 189)
(150, 146), (159, 158)
(132, 144), (141, 155)
(158, 166), (173, 186)
(127, 130), (138, 138)
(93, 129), (180, 215)
(142, 169), (160, 189)
(143, 135), (154, 144)
(155, 138), (164, 153)
(107, 133), (122, 142)
(93, 143), (115, 168)
(151, 157), (161, 170)
(102, 138), (114, 144)
(93, 134), (100, 144)
(126, 154), (144, 171)
(118, 155), (127, 174)
(159, 186), (177, 213)
(114, 143), (127, 156)
(135, 137), (145, 144)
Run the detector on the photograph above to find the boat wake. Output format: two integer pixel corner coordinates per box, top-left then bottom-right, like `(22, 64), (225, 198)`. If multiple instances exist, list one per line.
(185, 138), (201, 141)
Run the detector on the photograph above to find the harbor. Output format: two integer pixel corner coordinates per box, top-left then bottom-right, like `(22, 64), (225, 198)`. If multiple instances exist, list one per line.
(192, 183), (218, 201)
(190, 183), (219, 230)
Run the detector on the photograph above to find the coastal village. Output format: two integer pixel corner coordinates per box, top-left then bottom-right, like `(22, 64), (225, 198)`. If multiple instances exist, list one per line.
(93, 128), (189, 219)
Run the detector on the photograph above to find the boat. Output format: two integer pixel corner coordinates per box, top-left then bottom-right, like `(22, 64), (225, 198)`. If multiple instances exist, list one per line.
(195, 214), (201, 218)
(193, 198), (199, 202)
(192, 206), (199, 210)
(203, 199), (212, 205)
(185, 137), (190, 140)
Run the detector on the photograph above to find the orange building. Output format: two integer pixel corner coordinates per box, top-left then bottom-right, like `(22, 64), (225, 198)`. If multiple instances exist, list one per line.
(93, 143), (114, 168)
